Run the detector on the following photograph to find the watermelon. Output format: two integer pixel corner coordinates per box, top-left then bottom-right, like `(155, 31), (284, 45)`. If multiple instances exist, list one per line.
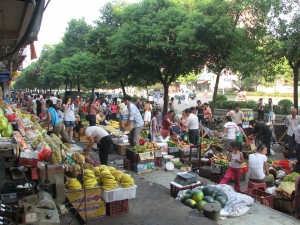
(203, 196), (214, 203)
(181, 194), (192, 203)
(215, 196), (228, 208)
(192, 190), (204, 203)
(195, 200), (207, 212)
(185, 199), (197, 209)
(202, 186), (215, 197)
(215, 189), (228, 201)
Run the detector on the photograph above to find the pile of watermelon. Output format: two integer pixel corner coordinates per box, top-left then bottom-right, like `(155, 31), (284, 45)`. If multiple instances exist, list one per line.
(180, 185), (228, 212)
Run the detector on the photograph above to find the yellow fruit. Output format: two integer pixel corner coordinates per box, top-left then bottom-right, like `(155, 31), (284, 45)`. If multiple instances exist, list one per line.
(84, 169), (94, 174)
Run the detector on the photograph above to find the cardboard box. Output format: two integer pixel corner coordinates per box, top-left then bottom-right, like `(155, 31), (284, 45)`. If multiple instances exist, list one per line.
(77, 200), (106, 220)
(134, 161), (155, 173)
(138, 151), (155, 162)
(66, 187), (101, 207)
(118, 143), (130, 156)
(120, 120), (131, 131)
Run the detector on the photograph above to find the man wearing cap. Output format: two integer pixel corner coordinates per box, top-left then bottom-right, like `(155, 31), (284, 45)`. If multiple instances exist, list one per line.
(122, 95), (144, 146)
(183, 108), (199, 145)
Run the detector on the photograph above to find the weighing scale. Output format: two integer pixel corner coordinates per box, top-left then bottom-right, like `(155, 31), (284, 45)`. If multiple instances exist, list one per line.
(173, 172), (201, 186)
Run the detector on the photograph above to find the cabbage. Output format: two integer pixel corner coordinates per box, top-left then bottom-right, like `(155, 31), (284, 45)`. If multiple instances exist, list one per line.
(0, 117), (8, 130)
(276, 181), (295, 195)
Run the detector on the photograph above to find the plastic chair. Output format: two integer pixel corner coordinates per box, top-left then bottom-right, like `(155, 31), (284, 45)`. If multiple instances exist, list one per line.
(247, 181), (267, 191)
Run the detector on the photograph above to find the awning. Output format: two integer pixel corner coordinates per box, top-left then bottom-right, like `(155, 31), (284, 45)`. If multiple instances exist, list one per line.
(197, 80), (206, 84)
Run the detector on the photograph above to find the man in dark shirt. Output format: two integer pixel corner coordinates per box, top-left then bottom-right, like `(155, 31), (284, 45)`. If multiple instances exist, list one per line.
(195, 100), (204, 123)
(249, 119), (272, 156)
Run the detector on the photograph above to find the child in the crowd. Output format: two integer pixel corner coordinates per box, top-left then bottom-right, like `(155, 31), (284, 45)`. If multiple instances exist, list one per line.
(219, 141), (244, 192)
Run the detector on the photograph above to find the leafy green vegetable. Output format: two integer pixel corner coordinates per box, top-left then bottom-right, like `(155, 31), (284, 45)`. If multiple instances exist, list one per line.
(283, 172), (299, 183)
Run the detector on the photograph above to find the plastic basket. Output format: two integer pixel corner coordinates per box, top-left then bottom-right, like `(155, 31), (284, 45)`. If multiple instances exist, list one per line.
(123, 158), (134, 171)
(106, 199), (129, 216)
(102, 185), (137, 203)
(243, 189), (274, 208)
(240, 166), (248, 174)
(168, 147), (179, 153)
(278, 160), (290, 169)
(274, 196), (293, 213)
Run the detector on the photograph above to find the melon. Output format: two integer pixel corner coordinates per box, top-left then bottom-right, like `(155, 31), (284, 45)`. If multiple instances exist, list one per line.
(215, 195), (228, 208)
(181, 194), (192, 203)
(192, 190), (204, 203)
(203, 196), (214, 203)
(185, 199), (197, 209)
(195, 200), (207, 212)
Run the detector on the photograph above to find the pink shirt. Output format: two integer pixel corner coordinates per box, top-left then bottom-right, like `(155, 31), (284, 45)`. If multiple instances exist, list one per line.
(87, 103), (98, 115)
(111, 104), (118, 114)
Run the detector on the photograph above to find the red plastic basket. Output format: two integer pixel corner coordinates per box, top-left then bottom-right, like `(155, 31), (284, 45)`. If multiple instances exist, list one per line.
(240, 166), (248, 174)
(106, 199), (129, 216)
(243, 189), (274, 208)
(278, 160), (289, 169)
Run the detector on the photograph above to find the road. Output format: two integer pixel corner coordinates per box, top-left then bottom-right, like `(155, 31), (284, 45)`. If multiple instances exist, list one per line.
(154, 92), (293, 114)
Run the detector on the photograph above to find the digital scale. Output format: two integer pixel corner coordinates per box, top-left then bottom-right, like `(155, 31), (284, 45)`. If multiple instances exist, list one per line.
(173, 172), (201, 186)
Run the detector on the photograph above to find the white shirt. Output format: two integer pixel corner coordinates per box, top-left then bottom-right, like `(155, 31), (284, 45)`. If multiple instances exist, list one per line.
(85, 126), (109, 142)
(224, 122), (238, 139)
(286, 115), (300, 136)
(294, 124), (300, 144)
(184, 113), (199, 130)
(128, 103), (144, 128)
(149, 96), (154, 101)
(63, 103), (75, 121)
(50, 96), (59, 104)
(249, 153), (267, 180)
(231, 111), (243, 124)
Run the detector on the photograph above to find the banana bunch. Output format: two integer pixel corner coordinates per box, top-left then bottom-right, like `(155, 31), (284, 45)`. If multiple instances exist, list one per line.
(108, 166), (116, 172)
(66, 178), (82, 190)
(99, 165), (108, 171)
(94, 166), (101, 184)
(120, 174), (135, 188)
(107, 121), (120, 129)
(100, 169), (118, 191)
(83, 169), (98, 188)
(111, 170), (124, 181)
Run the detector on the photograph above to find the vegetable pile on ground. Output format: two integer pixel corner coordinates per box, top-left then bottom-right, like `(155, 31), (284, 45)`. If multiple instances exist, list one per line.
(180, 186), (228, 212)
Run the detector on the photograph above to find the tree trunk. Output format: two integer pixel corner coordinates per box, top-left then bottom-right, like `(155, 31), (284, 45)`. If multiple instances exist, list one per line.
(120, 80), (126, 96)
(145, 86), (149, 99)
(92, 87), (95, 93)
(293, 67), (298, 110)
(212, 70), (222, 109)
(162, 82), (169, 116)
(77, 76), (80, 92)
(70, 81), (72, 91)
(65, 83), (68, 91)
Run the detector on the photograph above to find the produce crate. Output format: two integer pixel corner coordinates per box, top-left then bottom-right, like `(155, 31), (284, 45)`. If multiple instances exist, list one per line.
(102, 185), (137, 203)
(106, 199), (129, 216)
(243, 189), (274, 208)
(274, 196), (293, 213)
(66, 186), (101, 207)
(134, 161), (155, 173)
(117, 143), (130, 156)
(168, 147), (179, 153)
(126, 149), (139, 163)
(123, 158), (134, 171)
(170, 181), (202, 198)
(77, 200), (106, 220)
(155, 157), (162, 167)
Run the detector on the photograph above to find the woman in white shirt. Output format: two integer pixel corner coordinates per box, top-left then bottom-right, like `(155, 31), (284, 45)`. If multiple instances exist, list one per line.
(76, 122), (112, 165)
(223, 116), (238, 151)
(248, 144), (274, 187)
(63, 97), (76, 143)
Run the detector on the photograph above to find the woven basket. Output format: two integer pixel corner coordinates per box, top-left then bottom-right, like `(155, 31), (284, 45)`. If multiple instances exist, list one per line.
(274, 196), (293, 213)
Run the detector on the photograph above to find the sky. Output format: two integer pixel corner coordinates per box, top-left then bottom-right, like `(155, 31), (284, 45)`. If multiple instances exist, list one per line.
(31, 0), (137, 59)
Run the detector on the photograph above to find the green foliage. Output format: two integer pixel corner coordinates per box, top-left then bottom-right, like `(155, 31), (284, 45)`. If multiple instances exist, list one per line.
(278, 99), (294, 113)
(216, 94), (227, 101)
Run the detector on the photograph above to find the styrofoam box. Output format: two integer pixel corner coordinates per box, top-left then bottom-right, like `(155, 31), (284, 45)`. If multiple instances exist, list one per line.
(102, 185), (137, 203)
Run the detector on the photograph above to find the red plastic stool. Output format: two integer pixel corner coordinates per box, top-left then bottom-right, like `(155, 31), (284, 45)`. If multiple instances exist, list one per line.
(247, 181), (267, 191)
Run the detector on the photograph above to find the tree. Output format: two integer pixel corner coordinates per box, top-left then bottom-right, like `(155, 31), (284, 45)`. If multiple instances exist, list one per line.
(268, 0), (300, 109)
(107, 0), (206, 114)
(187, 0), (273, 107)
